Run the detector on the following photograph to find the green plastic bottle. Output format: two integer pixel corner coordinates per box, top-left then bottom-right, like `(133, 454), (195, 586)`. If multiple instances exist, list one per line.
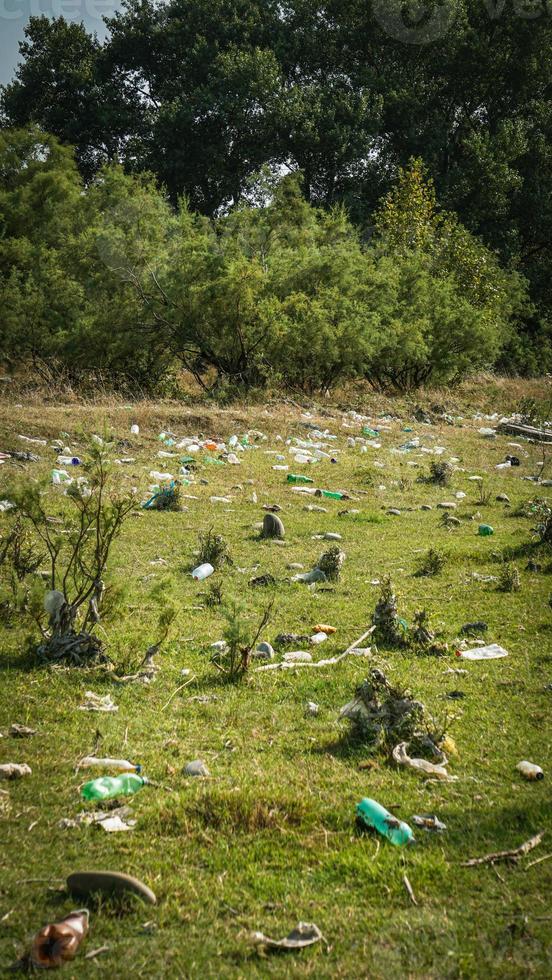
(287, 473), (314, 484)
(317, 489), (344, 500)
(478, 524), (494, 536)
(356, 798), (414, 847)
(81, 773), (148, 802)
(362, 426), (379, 438)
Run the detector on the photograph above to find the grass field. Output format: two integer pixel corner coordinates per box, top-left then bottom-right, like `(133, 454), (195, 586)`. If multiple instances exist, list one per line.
(1, 379), (551, 978)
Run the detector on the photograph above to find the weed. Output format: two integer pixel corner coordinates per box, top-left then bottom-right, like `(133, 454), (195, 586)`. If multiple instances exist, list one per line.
(212, 599), (272, 681)
(372, 575), (407, 646)
(476, 481), (492, 506)
(197, 527), (233, 569)
(416, 548), (447, 577)
(4, 438), (135, 664)
(498, 561), (521, 592)
(419, 460), (453, 486)
(316, 545), (346, 581)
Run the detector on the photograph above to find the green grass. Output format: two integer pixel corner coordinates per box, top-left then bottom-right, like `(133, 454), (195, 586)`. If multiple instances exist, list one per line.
(1, 391), (551, 977)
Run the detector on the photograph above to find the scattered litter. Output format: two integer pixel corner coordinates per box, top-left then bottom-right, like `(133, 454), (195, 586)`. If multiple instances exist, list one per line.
(8, 724), (37, 737)
(306, 702), (319, 716)
(284, 651), (313, 662)
(59, 806), (136, 833)
(81, 773), (147, 801)
(356, 797), (414, 846)
(192, 563), (214, 581)
(412, 814), (447, 832)
(517, 761), (544, 781)
(184, 759), (210, 777)
(392, 742), (457, 781)
(0, 763), (32, 779)
(78, 692), (118, 713)
(457, 644), (508, 661)
(78, 757), (141, 774)
(251, 922), (323, 951)
(29, 909), (89, 969)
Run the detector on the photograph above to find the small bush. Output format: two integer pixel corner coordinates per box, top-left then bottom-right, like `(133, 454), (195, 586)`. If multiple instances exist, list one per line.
(316, 545), (346, 581)
(212, 600), (272, 682)
(419, 460), (453, 486)
(372, 575), (407, 647)
(416, 548), (447, 577)
(498, 562), (521, 592)
(476, 481), (492, 506)
(197, 528), (233, 569)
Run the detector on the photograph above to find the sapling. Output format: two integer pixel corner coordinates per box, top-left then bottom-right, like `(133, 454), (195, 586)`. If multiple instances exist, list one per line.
(212, 600), (272, 682)
(197, 527), (232, 569)
(6, 438), (136, 665)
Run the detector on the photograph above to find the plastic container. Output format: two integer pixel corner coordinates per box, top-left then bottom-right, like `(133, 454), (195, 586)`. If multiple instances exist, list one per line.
(130, 424), (140, 434)
(30, 909), (89, 968)
(362, 426), (379, 437)
(287, 473), (314, 484)
(52, 469), (72, 484)
(356, 798), (415, 846)
(192, 562), (214, 581)
(478, 524), (494, 536)
(317, 489), (345, 500)
(516, 760), (544, 781)
(57, 456), (81, 466)
(81, 773), (147, 801)
(79, 756), (141, 773)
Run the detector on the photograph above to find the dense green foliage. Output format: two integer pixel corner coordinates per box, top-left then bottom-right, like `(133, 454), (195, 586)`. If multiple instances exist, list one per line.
(0, 128), (524, 391)
(1, 0), (551, 371)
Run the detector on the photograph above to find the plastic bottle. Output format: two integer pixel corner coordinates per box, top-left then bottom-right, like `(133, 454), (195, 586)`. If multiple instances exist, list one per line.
(57, 456), (81, 466)
(362, 426), (380, 437)
(30, 909), (89, 968)
(192, 562), (214, 581)
(478, 524), (494, 536)
(287, 473), (314, 484)
(79, 756), (141, 773)
(81, 773), (147, 801)
(52, 469), (72, 485)
(130, 424), (140, 435)
(317, 489), (345, 500)
(356, 798), (415, 846)
(516, 760), (544, 781)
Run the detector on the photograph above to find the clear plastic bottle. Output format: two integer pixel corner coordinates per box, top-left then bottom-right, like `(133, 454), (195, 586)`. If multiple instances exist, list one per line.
(192, 562), (214, 581)
(356, 798), (415, 846)
(81, 773), (147, 801)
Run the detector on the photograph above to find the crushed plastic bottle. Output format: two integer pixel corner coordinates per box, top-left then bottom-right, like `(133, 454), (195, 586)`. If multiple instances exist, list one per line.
(81, 773), (147, 801)
(79, 757), (141, 773)
(356, 798), (415, 846)
(30, 909), (89, 968)
(478, 524), (494, 536)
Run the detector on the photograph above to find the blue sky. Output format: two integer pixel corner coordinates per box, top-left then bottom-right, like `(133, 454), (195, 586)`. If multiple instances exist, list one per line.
(0, 2), (119, 86)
